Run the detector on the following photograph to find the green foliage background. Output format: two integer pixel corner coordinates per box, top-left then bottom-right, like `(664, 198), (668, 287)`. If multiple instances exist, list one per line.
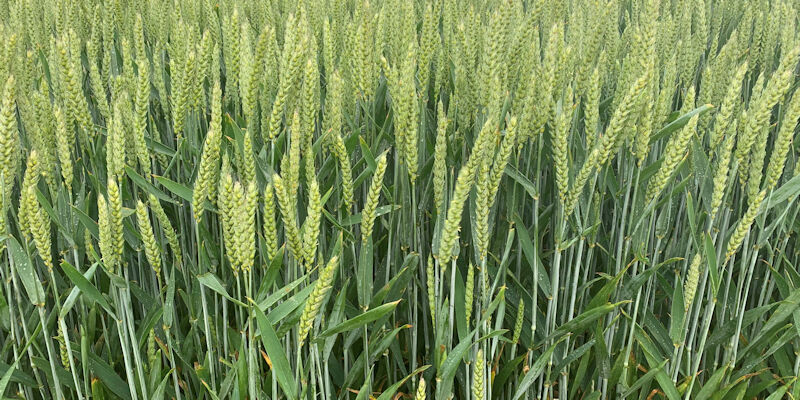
(0, 0), (799, 399)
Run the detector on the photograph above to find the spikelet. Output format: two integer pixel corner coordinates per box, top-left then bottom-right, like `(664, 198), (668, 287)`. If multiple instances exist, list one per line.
(219, 170), (237, 271)
(86, 38), (110, 120)
(223, 10), (241, 107)
(172, 47), (193, 136)
(287, 112), (303, 202)
(300, 56), (319, 153)
(28, 89), (58, 192)
(133, 17), (150, 123)
(472, 349), (485, 400)
(655, 54), (678, 128)
(240, 128), (256, 186)
(645, 115), (698, 204)
(745, 125), (770, 200)
(152, 43), (169, 115)
(361, 152), (388, 242)
(54, 105), (73, 190)
(352, 11), (376, 99)
(133, 85), (151, 177)
(418, 3), (438, 92)
(324, 71), (353, 210)
(465, 263), (474, 328)
(711, 121), (736, 222)
(148, 194), (182, 266)
(415, 377), (426, 400)
(710, 62), (748, 150)
(255, 25), (278, 97)
(266, 14), (308, 141)
(553, 98), (571, 204)
(584, 67), (601, 150)
(147, 330), (157, 367)
(98, 195), (114, 272)
(28, 185), (52, 270)
(438, 119), (491, 263)
(474, 132), (496, 260)
(227, 181), (246, 271)
(736, 47), (799, 180)
(236, 181), (258, 273)
(18, 150), (41, 239)
(725, 189), (766, 260)
(192, 81), (223, 221)
(57, 318), (70, 370)
(426, 255), (436, 327)
(239, 24), (257, 126)
(303, 175), (322, 268)
(107, 102), (126, 178)
(298, 255), (339, 346)
(57, 30), (92, 134)
(330, 131), (354, 210)
(263, 183), (279, 261)
(565, 147), (600, 216)
(634, 78), (657, 167)
(433, 100), (448, 214)
(384, 43), (420, 182)
(601, 72), (650, 163)
(0, 76), (19, 200)
(136, 201), (161, 279)
(273, 173), (303, 260)
(199, 31), (214, 86)
(107, 177), (124, 269)
(684, 254), (702, 313)
(765, 91), (800, 190)
(513, 300), (525, 344)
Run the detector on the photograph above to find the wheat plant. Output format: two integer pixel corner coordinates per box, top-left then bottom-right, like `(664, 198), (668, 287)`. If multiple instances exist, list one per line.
(0, 0), (799, 399)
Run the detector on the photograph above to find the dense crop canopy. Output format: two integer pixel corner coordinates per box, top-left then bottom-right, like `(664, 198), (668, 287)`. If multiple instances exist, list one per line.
(0, 0), (800, 399)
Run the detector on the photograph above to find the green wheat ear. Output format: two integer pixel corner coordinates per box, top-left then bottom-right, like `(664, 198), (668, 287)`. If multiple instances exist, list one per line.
(3, 3), (800, 399)
(415, 377), (426, 400)
(472, 349), (485, 400)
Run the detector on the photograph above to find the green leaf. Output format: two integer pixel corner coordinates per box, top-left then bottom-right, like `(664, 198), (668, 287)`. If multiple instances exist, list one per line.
(154, 175), (193, 202)
(512, 336), (568, 400)
(544, 302), (627, 343)
(60, 260), (115, 318)
(252, 301), (297, 400)
(6, 236), (45, 306)
(266, 284), (314, 325)
(0, 322), (39, 397)
(513, 214), (551, 298)
(651, 104), (714, 143)
(437, 330), (507, 399)
(125, 166), (175, 204)
(669, 274), (685, 345)
(492, 353), (528, 395)
(341, 205), (400, 226)
(359, 136), (377, 171)
(317, 300), (401, 339)
(765, 378), (795, 400)
(90, 353), (132, 400)
(357, 237), (374, 308)
(760, 288), (800, 335)
(621, 359), (668, 398)
(704, 233), (720, 295)
(150, 369), (174, 400)
(375, 365), (429, 400)
(197, 273), (247, 307)
(696, 365), (729, 400)
(72, 205), (99, 239)
(767, 173), (800, 210)
(636, 329), (681, 400)
(505, 165), (537, 199)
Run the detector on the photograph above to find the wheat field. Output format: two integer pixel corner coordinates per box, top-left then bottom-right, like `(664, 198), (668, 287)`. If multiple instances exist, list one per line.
(0, 0), (800, 399)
